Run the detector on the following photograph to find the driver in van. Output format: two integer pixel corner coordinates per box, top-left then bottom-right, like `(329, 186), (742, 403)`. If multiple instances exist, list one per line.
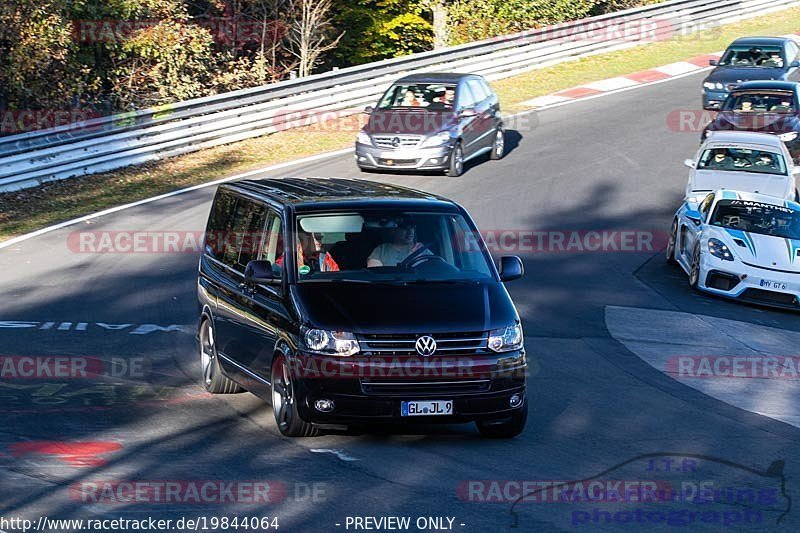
(367, 216), (428, 267)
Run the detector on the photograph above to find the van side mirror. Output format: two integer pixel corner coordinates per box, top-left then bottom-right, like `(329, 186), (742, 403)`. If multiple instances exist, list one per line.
(364, 105), (373, 114)
(709, 59), (718, 66)
(499, 256), (524, 282)
(792, 166), (800, 175)
(684, 159), (696, 168)
(791, 60), (800, 68)
(244, 260), (279, 284)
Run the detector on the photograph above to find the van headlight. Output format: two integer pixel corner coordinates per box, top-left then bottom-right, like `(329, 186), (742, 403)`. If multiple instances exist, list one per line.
(703, 82), (724, 90)
(420, 131), (451, 148)
(780, 132), (798, 142)
(708, 238), (733, 261)
(356, 131), (372, 146)
(488, 324), (523, 353)
(302, 327), (360, 356)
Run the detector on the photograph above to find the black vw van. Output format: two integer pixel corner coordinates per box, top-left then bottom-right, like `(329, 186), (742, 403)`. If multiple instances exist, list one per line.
(197, 178), (527, 437)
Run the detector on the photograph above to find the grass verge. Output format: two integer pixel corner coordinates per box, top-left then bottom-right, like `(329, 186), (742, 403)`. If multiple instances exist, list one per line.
(2, 8), (800, 242)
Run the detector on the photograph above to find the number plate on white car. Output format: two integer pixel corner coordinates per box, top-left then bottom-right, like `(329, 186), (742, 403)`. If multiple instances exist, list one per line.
(760, 279), (788, 290)
(401, 400), (453, 416)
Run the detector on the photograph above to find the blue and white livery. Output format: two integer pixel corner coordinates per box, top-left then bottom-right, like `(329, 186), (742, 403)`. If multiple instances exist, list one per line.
(667, 189), (800, 309)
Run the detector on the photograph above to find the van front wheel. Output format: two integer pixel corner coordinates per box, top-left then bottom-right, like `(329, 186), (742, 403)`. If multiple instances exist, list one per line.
(271, 354), (319, 437)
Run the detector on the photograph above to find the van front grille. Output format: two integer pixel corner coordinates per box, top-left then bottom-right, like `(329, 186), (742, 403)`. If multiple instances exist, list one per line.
(359, 332), (488, 356)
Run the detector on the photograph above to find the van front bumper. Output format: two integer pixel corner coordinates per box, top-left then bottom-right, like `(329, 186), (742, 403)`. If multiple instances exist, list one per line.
(355, 141), (452, 170)
(291, 350), (527, 424)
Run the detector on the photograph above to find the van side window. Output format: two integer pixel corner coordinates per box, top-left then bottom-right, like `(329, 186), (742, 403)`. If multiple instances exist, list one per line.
(222, 197), (267, 271)
(205, 189), (237, 260)
(259, 211), (284, 274)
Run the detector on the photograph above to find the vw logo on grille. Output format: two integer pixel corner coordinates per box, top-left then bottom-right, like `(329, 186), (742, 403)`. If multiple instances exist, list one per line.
(391, 136), (401, 148)
(415, 335), (437, 356)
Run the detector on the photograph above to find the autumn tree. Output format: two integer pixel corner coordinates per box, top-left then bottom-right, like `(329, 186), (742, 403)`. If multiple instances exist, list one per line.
(285, 0), (343, 77)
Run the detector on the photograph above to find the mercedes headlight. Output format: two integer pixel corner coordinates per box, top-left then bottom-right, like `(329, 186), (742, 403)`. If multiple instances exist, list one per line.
(488, 324), (524, 353)
(708, 238), (733, 261)
(302, 327), (360, 356)
(703, 82), (724, 90)
(356, 130), (372, 146)
(420, 131), (451, 148)
(780, 131), (798, 142)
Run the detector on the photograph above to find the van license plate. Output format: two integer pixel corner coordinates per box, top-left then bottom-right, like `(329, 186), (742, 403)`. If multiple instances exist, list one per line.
(401, 400), (453, 416)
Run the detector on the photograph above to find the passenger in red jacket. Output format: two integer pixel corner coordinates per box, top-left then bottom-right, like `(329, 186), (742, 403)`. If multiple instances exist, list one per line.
(277, 232), (339, 273)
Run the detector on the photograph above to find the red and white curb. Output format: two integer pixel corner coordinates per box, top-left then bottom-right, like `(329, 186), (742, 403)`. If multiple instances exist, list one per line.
(522, 33), (800, 110)
(520, 52), (723, 109)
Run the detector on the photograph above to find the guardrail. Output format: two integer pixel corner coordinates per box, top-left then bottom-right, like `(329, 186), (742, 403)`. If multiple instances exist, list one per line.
(0, 0), (797, 192)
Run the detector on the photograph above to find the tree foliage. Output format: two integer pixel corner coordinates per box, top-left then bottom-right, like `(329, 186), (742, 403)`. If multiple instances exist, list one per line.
(327, 0), (432, 67)
(448, 0), (602, 44)
(0, 0), (659, 123)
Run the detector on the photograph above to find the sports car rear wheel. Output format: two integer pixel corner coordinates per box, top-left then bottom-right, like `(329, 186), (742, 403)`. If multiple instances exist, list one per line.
(688, 243), (701, 289)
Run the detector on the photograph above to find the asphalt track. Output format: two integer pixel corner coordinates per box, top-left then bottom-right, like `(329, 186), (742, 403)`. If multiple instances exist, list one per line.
(2, 71), (800, 532)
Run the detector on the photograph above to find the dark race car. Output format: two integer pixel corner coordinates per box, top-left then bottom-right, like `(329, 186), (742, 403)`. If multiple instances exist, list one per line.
(702, 36), (800, 110)
(702, 81), (800, 162)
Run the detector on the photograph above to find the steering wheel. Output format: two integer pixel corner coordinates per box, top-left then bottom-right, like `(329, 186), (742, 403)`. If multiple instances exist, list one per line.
(397, 242), (446, 269)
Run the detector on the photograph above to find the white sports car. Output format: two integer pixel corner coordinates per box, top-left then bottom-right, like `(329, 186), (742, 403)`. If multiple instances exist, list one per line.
(667, 189), (800, 309)
(684, 131), (799, 202)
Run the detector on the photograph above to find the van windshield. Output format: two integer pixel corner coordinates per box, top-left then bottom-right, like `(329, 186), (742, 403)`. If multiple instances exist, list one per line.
(290, 210), (495, 283)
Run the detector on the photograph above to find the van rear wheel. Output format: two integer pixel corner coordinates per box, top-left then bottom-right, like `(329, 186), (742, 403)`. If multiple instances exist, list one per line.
(199, 319), (243, 394)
